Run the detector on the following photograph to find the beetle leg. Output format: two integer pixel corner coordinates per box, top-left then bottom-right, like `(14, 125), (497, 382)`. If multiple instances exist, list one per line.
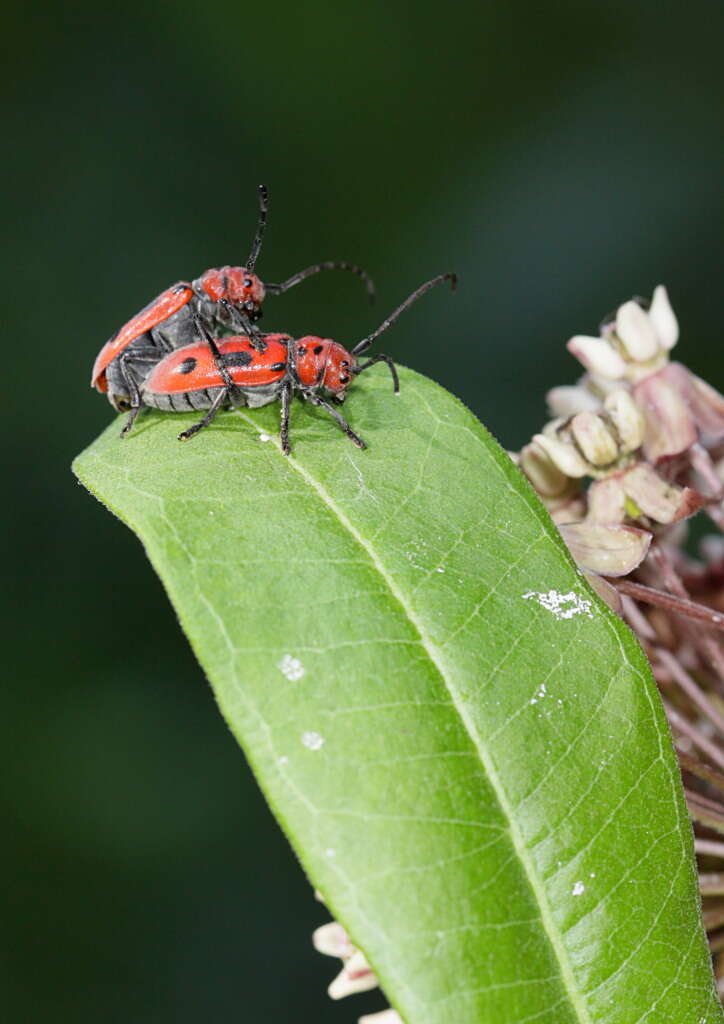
(178, 387), (230, 441)
(118, 348), (164, 437)
(149, 324), (174, 353)
(219, 300), (267, 353)
(279, 380), (292, 455)
(307, 393), (366, 449)
(191, 315), (239, 392)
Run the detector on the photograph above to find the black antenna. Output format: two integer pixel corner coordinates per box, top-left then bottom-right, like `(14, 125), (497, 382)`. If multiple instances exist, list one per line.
(265, 261), (376, 305)
(351, 273), (456, 356)
(246, 185), (269, 272)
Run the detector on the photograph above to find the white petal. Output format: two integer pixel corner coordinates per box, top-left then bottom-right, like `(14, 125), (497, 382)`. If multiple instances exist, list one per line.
(567, 336), (627, 380)
(615, 300), (659, 361)
(547, 384), (600, 418)
(532, 433), (590, 478)
(519, 441), (573, 498)
(313, 922), (354, 959)
(649, 284), (679, 350)
(328, 951), (378, 1000)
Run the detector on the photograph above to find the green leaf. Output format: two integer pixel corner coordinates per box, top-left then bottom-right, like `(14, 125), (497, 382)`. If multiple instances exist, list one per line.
(74, 368), (720, 1024)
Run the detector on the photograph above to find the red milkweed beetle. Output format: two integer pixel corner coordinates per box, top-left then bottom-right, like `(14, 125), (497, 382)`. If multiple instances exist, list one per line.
(90, 185), (375, 412)
(123, 273), (456, 454)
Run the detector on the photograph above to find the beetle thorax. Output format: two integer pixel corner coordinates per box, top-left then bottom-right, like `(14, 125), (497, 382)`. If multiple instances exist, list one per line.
(195, 266), (266, 313)
(294, 337), (355, 394)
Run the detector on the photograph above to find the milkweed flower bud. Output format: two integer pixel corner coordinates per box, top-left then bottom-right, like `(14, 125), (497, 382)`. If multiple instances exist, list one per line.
(312, 921), (355, 959)
(567, 335), (627, 380)
(313, 920), (379, 1001)
(518, 441), (575, 498)
(620, 463), (703, 524)
(532, 431), (590, 478)
(547, 383), (601, 418)
(558, 522), (651, 577)
(634, 363), (724, 463)
(570, 411), (619, 467)
(328, 950), (378, 1000)
(616, 299), (660, 361)
(603, 390), (646, 453)
(359, 1012), (403, 1024)
(648, 284), (679, 350)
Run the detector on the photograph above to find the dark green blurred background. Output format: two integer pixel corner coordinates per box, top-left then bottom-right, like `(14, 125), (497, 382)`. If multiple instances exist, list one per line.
(4, 1), (724, 1020)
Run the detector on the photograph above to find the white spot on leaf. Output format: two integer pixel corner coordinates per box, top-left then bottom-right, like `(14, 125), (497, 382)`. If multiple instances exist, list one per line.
(259, 432), (272, 442)
(302, 731), (325, 751)
(522, 589), (593, 620)
(278, 654), (305, 681)
(572, 881), (585, 896)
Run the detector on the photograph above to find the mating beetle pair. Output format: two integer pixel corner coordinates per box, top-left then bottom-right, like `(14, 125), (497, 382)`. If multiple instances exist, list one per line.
(91, 186), (455, 453)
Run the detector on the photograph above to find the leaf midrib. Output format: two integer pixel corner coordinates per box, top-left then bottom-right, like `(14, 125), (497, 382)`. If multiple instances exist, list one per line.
(234, 408), (592, 1024)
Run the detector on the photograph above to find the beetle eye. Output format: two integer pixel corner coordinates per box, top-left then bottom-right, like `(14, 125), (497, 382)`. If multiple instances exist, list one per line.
(341, 360), (349, 367)
(244, 277), (253, 288)
(339, 375), (349, 385)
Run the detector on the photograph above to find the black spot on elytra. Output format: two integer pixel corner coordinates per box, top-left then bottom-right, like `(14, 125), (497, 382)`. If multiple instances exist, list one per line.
(270, 362), (286, 372)
(313, 344), (323, 355)
(221, 350), (253, 368)
(179, 356), (197, 374)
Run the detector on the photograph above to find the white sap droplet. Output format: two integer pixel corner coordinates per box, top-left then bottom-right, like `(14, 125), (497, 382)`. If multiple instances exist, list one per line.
(590, 872), (596, 878)
(259, 432), (272, 442)
(522, 589), (593, 620)
(436, 567), (445, 573)
(302, 731), (324, 751)
(530, 682), (548, 705)
(572, 881), (585, 896)
(278, 654), (305, 681)
(325, 848), (336, 858)
(278, 755), (289, 766)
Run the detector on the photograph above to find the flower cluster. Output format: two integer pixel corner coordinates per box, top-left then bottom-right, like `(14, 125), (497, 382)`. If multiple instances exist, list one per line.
(309, 285), (724, 1016)
(515, 285), (724, 608)
(312, 920), (401, 1023)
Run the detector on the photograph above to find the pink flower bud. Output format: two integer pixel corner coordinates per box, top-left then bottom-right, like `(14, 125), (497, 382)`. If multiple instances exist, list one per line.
(621, 463), (703, 524)
(633, 369), (697, 462)
(559, 522), (651, 576)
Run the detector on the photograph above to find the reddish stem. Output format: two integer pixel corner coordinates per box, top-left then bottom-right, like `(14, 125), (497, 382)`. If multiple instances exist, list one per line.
(609, 578), (724, 632)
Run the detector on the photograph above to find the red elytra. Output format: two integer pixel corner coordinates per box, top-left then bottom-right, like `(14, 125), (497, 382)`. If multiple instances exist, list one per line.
(90, 185), (375, 398)
(91, 284), (194, 392)
(144, 335), (292, 394)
